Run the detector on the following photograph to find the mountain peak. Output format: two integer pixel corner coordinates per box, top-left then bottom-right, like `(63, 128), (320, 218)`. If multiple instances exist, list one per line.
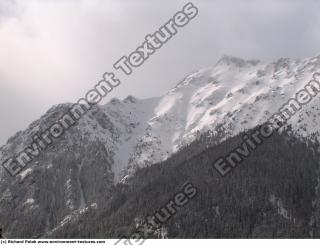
(124, 95), (137, 103)
(3, 54), (320, 238)
(216, 55), (260, 67)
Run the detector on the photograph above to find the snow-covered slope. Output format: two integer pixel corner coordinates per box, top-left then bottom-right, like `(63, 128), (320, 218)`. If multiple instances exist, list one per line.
(2, 54), (320, 238)
(105, 54), (320, 181)
(2, 55), (320, 183)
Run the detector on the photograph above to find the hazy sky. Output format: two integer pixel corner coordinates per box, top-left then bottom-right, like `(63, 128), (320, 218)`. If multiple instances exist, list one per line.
(1, 0), (320, 146)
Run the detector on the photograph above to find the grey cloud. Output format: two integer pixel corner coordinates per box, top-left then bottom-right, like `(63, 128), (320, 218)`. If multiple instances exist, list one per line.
(1, 0), (320, 145)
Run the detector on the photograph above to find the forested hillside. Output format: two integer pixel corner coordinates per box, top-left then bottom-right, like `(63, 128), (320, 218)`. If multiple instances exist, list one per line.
(46, 127), (320, 238)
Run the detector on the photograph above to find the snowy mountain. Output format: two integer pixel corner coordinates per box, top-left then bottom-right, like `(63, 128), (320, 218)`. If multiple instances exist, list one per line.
(1, 54), (320, 238)
(113, 54), (320, 181)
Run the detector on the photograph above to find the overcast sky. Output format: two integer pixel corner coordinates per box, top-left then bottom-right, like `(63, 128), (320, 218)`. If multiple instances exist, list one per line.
(1, 0), (320, 146)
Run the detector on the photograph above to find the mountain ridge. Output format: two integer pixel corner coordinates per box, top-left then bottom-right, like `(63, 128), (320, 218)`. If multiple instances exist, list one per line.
(1, 54), (320, 238)
(2, 54), (320, 181)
